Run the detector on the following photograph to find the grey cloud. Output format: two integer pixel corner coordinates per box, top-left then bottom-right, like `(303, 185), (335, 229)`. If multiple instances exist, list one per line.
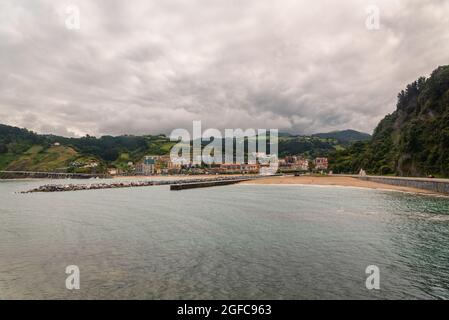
(0, 0), (449, 137)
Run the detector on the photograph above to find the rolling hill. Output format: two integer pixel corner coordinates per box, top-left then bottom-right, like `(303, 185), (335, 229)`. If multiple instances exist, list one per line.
(313, 130), (371, 146)
(0, 123), (371, 173)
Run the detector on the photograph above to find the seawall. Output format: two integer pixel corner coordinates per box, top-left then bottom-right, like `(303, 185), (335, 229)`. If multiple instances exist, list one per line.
(358, 176), (449, 195)
(170, 178), (250, 190)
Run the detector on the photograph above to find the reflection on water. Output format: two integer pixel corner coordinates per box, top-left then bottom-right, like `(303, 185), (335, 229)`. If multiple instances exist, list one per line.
(0, 180), (449, 299)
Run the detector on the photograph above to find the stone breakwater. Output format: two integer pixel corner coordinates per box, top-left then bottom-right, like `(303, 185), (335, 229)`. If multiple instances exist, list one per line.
(20, 176), (262, 193)
(359, 176), (449, 195)
(170, 178), (250, 190)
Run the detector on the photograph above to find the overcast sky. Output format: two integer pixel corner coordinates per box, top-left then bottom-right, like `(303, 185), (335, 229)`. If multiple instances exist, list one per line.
(1, 0), (449, 137)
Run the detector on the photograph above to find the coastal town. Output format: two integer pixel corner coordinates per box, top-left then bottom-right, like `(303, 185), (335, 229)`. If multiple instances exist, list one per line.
(105, 154), (329, 176)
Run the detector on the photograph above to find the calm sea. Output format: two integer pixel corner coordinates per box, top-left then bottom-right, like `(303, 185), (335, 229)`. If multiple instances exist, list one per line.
(1, 179), (449, 299)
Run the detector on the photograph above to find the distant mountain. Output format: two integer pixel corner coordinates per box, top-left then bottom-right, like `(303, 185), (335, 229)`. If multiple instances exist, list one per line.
(313, 130), (371, 145)
(330, 65), (449, 177)
(276, 129), (371, 157)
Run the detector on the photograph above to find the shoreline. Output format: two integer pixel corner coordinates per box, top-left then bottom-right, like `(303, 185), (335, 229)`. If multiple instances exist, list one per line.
(241, 175), (444, 196)
(9, 174), (449, 197)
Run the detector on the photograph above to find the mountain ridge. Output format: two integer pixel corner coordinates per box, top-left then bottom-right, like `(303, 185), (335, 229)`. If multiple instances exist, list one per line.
(312, 129), (371, 146)
(0, 124), (369, 173)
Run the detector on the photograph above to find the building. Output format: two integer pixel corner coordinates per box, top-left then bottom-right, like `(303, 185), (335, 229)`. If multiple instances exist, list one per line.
(169, 157), (186, 169)
(295, 158), (309, 171)
(158, 155), (183, 170)
(135, 155), (186, 175)
(135, 156), (157, 175)
(279, 156), (309, 171)
(218, 163), (260, 174)
(314, 157), (328, 170)
(154, 155), (185, 174)
(107, 168), (119, 176)
(83, 162), (99, 168)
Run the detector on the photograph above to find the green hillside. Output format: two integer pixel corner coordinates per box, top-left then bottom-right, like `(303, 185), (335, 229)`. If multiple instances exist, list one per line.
(313, 130), (371, 146)
(278, 134), (342, 157)
(0, 126), (178, 173)
(0, 123), (370, 173)
(330, 65), (449, 177)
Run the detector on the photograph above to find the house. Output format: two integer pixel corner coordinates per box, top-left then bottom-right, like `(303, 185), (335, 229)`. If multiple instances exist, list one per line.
(107, 168), (119, 176)
(299, 159), (309, 171)
(135, 156), (157, 175)
(83, 162), (99, 168)
(314, 157), (328, 170)
(279, 156), (309, 171)
(218, 163), (260, 174)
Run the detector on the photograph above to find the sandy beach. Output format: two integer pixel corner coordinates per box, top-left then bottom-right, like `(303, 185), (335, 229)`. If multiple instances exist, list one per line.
(242, 175), (441, 195)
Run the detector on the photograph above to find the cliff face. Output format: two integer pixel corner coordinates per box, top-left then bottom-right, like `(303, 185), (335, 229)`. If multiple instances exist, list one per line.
(368, 65), (449, 176)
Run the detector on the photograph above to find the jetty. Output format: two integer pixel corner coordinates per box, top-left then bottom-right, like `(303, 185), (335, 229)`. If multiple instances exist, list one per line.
(170, 178), (250, 190)
(20, 176), (261, 193)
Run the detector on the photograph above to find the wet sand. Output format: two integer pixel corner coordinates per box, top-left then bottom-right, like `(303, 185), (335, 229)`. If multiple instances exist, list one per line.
(242, 175), (440, 195)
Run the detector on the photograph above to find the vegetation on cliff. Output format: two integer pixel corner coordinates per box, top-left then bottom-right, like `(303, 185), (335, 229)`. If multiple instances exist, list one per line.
(330, 65), (449, 177)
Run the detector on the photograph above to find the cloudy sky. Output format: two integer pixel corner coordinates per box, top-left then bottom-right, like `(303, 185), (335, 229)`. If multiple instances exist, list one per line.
(1, 0), (449, 137)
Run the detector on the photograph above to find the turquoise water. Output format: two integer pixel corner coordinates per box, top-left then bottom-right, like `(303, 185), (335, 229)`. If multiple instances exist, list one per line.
(1, 179), (449, 299)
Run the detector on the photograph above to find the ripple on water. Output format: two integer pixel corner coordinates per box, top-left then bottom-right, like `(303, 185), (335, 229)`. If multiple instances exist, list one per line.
(0, 182), (449, 299)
